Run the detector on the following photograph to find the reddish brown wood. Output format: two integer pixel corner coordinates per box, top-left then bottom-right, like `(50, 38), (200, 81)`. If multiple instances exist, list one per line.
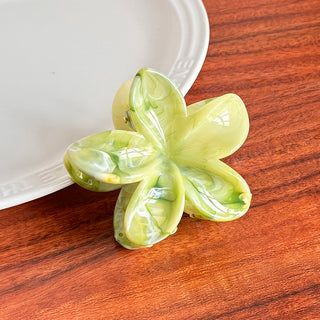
(1, 0), (320, 319)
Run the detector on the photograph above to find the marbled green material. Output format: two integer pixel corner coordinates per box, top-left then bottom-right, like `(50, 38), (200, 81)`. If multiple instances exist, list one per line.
(64, 68), (251, 249)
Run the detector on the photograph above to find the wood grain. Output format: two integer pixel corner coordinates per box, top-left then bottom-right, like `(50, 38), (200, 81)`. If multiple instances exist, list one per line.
(1, 0), (320, 319)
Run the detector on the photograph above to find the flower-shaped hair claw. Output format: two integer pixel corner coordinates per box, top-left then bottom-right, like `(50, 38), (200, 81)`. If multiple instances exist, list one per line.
(64, 68), (251, 249)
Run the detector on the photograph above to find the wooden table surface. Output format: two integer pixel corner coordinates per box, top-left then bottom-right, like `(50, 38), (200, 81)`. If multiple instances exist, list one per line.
(1, 0), (319, 319)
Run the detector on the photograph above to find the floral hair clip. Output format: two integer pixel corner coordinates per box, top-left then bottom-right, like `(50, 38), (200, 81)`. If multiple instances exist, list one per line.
(64, 68), (251, 249)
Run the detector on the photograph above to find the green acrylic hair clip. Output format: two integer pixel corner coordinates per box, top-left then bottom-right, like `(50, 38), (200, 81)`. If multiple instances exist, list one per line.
(64, 68), (251, 249)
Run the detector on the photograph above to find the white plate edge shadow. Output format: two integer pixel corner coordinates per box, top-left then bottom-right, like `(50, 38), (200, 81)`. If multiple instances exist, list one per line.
(0, 0), (209, 210)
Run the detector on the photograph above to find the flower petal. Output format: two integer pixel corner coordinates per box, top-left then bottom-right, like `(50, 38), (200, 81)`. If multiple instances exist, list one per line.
(112, 79), (134, 131)
(64, 156), (121, 192)
(114, 183), (143, 249)
(119, 161), (185, 248)
(180, 159), (251, 221)
(129, 68), (187, 150)
(175, 94), (249, 160)
(64, 130), (159, 190)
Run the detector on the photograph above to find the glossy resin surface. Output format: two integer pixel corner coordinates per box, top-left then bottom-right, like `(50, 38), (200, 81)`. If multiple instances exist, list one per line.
(64, 68), (251, 249)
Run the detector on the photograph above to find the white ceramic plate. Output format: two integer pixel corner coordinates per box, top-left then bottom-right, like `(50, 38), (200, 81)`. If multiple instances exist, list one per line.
(0, 0), (209, 209)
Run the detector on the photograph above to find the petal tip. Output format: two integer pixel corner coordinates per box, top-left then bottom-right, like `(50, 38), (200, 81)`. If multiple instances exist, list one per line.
(239, 191), (252, 206)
